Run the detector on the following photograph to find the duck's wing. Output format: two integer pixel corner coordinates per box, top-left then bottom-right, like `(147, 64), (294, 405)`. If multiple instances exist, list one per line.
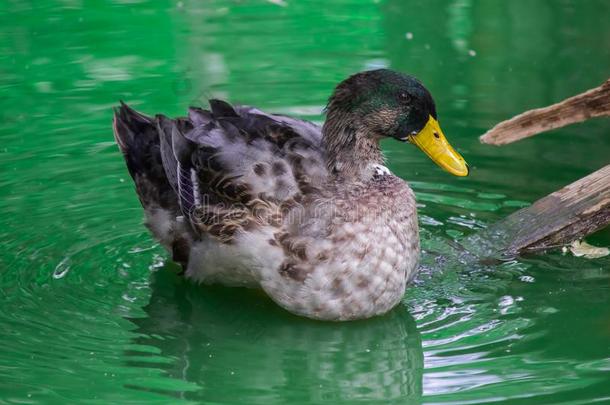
(113, 100), (328, 247)
(175, 100), (328, 243)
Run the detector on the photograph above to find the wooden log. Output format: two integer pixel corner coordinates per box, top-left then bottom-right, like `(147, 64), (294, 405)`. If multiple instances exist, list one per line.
(463, 165), (610, 257)
(480, 79), (610, 145)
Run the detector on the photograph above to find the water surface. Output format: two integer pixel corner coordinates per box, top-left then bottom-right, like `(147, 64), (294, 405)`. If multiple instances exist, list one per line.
(1, 0), (610, 403)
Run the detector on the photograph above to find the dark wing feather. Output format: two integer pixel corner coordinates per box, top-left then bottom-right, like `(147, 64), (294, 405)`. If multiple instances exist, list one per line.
(113, 103), (194, 270)
(114, 99), (327, 244)
(113, 102), (179, 213)
(209, 99), (240, 118)
(172, 122), (200, 218)
(155, 115), (179, 196)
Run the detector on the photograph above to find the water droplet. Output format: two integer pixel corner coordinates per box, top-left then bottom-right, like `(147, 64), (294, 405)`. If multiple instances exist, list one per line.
(149, 254), (165, 271)
(519, 275), (535, 283)
(53, 257), (71, 279)
(122, 294), (136, 303)
(405, 32), (414, 40)
(499, 295), (514, 307)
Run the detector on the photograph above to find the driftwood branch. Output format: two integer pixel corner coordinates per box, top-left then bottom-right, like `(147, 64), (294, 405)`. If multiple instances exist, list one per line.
(480, 79), (610, 145)
(465, 165), (610, 257)
(472, 80), (610, 257)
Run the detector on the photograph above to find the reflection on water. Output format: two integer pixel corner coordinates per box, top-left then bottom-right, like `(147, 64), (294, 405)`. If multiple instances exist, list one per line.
(1, 0), (610, 403)
(129, 270), (423, 403)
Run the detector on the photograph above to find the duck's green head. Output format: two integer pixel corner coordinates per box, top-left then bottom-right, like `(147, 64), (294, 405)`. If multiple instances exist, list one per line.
(326, 69), (469, 176)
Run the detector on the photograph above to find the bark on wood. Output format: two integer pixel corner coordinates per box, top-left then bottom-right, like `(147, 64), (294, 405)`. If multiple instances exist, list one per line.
(464, 165), (610, 257)
(480, 79), (610, 145)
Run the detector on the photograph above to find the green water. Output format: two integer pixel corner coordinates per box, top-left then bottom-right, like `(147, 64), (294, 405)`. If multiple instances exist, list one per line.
(1, 0), (610, 403)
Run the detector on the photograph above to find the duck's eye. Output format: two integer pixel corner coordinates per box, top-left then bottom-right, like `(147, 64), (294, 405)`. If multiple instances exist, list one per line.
(398, 92), (411, 103)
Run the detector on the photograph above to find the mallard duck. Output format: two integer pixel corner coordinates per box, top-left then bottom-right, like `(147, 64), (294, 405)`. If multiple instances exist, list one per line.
(113, 69), (468, 321)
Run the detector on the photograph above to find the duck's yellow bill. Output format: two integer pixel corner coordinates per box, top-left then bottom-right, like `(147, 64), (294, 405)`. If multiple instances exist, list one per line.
(406, 116), (469, 177)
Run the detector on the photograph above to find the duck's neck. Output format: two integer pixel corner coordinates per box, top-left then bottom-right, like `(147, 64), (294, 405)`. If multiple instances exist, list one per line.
(322, 111), (384, 181)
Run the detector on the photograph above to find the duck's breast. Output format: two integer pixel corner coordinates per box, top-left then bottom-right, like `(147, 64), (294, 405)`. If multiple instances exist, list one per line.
(260, 174), (420, 320)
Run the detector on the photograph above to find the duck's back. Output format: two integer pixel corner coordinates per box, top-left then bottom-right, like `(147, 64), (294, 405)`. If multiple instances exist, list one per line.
(113, 100), (328, 277)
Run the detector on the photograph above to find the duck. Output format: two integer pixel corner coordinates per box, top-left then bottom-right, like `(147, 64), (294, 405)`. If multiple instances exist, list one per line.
(113, 69), (468, 321)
